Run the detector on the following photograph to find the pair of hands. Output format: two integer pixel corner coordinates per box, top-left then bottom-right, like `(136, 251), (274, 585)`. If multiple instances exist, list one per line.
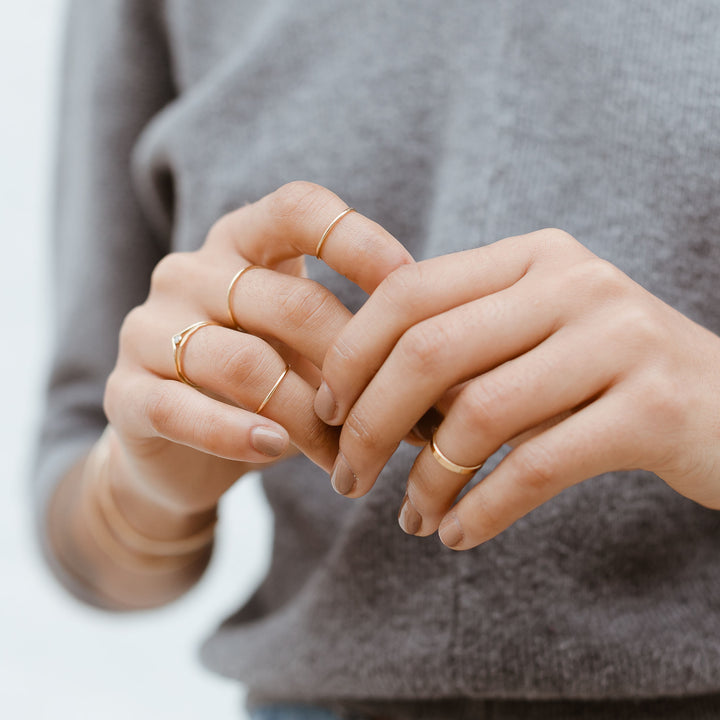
(104, 182), (720, 551)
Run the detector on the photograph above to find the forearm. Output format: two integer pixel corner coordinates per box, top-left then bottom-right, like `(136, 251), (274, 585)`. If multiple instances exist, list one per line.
(46, 429), (217, 611)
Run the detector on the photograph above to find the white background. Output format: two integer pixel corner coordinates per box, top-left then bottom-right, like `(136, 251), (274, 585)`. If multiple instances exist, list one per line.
(0, 2), (270, 717)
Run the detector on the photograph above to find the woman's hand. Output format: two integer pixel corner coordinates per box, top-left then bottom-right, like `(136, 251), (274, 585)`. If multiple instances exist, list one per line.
(103, 181), (413, 516)
(316, 228), (720, 550)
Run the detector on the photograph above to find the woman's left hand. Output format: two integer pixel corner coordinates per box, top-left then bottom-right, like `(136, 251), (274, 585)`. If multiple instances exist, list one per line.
(315, 228), (720, 549)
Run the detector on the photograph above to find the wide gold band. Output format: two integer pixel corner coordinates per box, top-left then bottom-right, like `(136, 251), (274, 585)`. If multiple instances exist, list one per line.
(227, 264), (263, 330)
(430, 434), (484, 475)
(172, 320), (222, 388)
(255, 364), (291, 414)
(315, 207), (356, 260)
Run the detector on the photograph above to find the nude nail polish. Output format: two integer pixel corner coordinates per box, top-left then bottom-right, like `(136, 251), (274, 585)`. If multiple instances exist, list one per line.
(439, 514), (463, 549)
(250, 427), (287, 457)
(315, 381), (338, 424)
(331, 453), (357, 495)
(398, 495), (422, 535)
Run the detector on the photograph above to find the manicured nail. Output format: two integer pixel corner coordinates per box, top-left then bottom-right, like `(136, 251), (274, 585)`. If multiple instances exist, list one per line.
(411, 406), (445, 442)
(250, 427), (287, 457)
(330, 453), (357, 495)
(315, 381), (338, 424)
(439, 514), (464, 549)
(398, 495), (422, 535)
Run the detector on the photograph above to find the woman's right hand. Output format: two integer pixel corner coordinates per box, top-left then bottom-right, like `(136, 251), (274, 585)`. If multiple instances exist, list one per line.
(102, 182), (414, 516)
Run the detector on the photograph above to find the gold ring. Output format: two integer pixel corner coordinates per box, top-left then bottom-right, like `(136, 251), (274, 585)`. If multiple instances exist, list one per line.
(172, 321), (222, 388)
(227, 265), (263, 330)
(255, 364), (291, 414)
(430, 433), (484, 475)
(315, 207), (356, 260)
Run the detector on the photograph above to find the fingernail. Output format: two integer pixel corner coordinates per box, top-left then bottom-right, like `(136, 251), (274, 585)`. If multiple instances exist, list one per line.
(250, 427), (287, 457)
(315, 381), (338, 424)
(330, 453), (357, 495)
(411, 406), (445, 442)
(439, 514), (464, 549)
(398, 495), (422, 535)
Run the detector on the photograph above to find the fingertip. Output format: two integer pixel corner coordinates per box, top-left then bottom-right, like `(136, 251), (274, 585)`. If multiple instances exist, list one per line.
(250, 425), (289, 458)
(315, 381), (341, 425)
(330, 453), (358, 495)
(438, 513), (464, 550)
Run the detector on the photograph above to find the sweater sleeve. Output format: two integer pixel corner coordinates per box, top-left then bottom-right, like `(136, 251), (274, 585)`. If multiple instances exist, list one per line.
(30, 0), (175, 599)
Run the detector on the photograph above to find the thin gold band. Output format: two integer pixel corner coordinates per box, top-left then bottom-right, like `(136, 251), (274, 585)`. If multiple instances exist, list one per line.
(430, 433), (484, 475)
(227, 265), (263, 330)
(315, 207), (355, 260)
(172, 320), (222, 388)
(256, 364), (291, 414)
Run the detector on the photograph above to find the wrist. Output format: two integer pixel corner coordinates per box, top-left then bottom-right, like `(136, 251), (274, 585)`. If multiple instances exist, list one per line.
(48, 428), (215, 610)
(104, 427), (218, 545)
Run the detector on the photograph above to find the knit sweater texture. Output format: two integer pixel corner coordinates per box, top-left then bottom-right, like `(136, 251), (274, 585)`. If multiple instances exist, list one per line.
(34, 1), (720, 718)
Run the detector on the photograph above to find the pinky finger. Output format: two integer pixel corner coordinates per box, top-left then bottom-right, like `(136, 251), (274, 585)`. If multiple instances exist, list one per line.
(114, 372), (291, 463)
(438, 392), (635, 550)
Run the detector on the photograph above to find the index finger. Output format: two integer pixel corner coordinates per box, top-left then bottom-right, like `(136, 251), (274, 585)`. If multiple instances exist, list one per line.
(206, 181), (415, 294)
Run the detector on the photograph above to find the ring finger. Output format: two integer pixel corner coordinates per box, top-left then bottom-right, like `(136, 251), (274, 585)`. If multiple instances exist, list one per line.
(399, 324), (620, 536)
(334, 276), (558, 497)
(132, 312), (339, 471)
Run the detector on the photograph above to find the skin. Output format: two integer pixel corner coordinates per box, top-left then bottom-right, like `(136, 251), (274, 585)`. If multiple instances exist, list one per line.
(317, 227), (720, 550)
(49, 181), (720, 607)
(48, 181), (412, 608)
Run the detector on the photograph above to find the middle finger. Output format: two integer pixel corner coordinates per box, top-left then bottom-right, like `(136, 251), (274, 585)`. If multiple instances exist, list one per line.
(332, 276), (558, 496)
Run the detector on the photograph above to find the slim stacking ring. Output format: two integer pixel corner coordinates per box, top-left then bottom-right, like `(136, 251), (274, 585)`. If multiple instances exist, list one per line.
(315, 207), (356, 260)
(172, 320), (223, 388)
(227, 265), (263, 330)
(430, 433), (484, 475)
(255, 364), (291, 414)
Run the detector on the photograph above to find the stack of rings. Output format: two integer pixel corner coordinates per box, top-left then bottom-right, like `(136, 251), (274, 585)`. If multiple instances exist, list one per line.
(170, 206), (356, 416)
(171, 319), (290, 415)
(171, 321), (222, 388)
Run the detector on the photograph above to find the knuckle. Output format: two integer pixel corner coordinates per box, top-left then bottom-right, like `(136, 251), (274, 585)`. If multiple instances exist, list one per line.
(117, 305), (146, 354)
(459, 380), (504, 434)
(343, 411), (380, 451)
(570, 258), (627, 298)
(149, 252), (195, 294)
(326, 333), (360, 372)
(278, 282), (334, 331)
(102, 370), (124, 425)
(144, 387), (176, 436)
(610, 304), (662, 352)
(377, 263), (424, 311)
(528, 227), (584, 262)
(397, 321), (449, 373)
(634, 368), (687, 432)
(537, 227), (578, 250)
(543, 227), (577, 245)
(204, 212), (238, 248)
(512, 443), (557, 494)
(217, 339), (265, 388)
(268, 181), (325, 223)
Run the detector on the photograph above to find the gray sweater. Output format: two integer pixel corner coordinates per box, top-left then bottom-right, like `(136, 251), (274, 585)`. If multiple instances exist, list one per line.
(34, 1), (720, 718)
